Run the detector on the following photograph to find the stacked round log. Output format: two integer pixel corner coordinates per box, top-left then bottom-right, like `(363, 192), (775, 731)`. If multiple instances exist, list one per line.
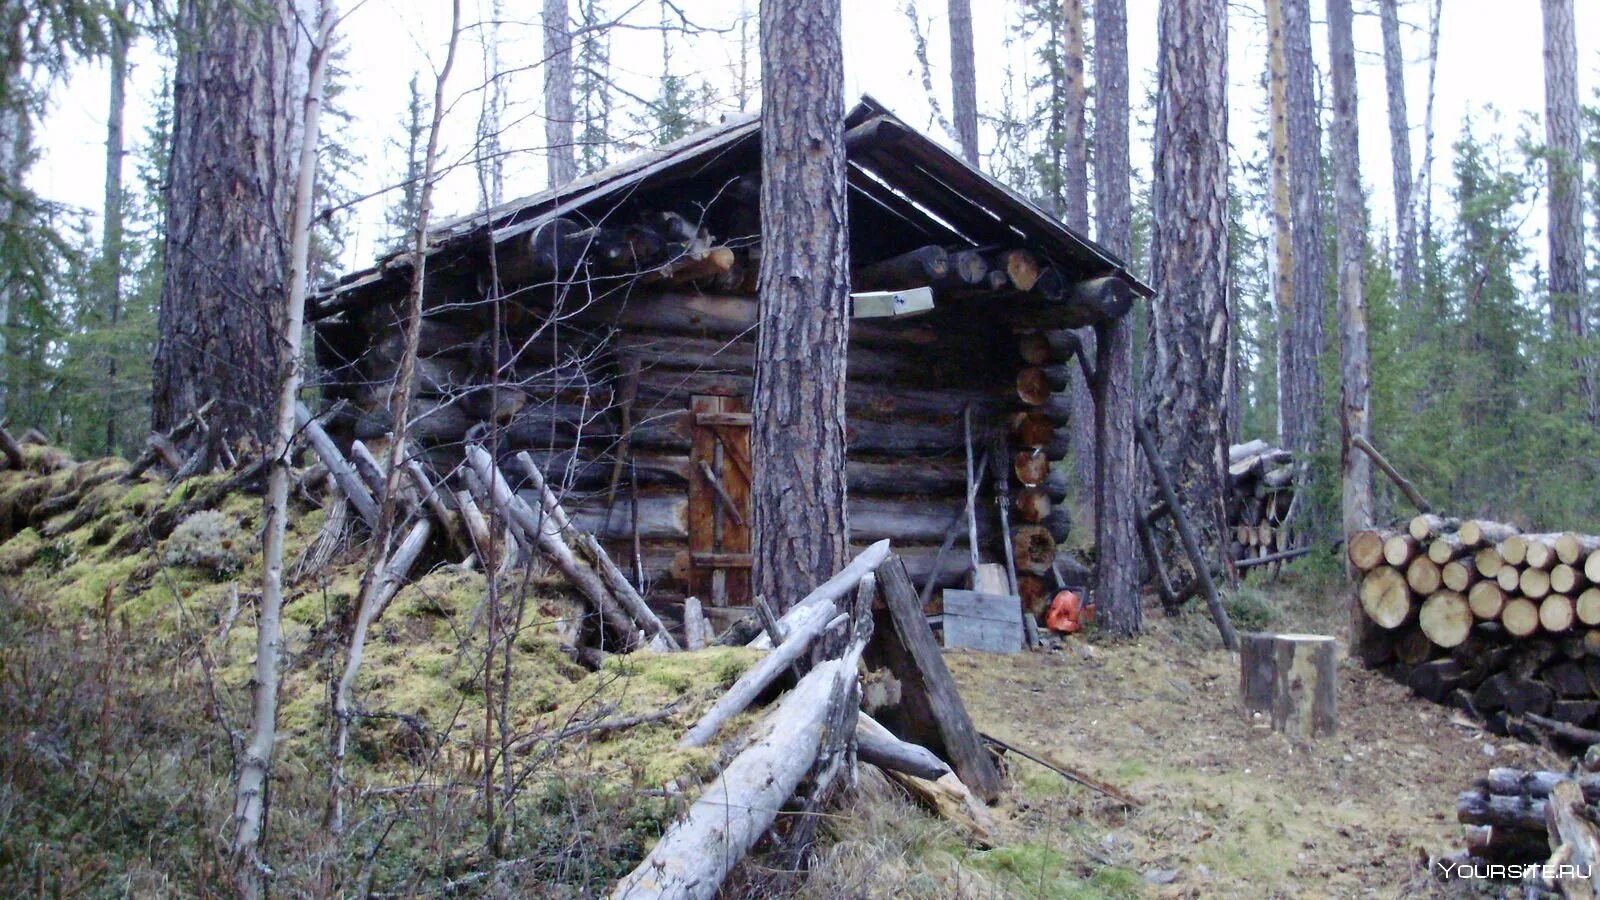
(1009, 328), (1076, 615)
(1456, 768), (1600, 865)
(1353, 517), (1600, 737)
(1225, 440), (1296, 565)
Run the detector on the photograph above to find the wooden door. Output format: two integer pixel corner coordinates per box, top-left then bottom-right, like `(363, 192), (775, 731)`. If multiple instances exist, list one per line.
(689, 395), (752, 606)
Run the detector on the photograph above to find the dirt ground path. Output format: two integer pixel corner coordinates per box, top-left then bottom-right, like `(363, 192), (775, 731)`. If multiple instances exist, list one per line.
(936, 612), (1562, 898)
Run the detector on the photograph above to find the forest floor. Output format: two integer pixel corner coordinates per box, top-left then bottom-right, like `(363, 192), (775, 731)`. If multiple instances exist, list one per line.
(0, 446), (1568, 897)
(806, 573), (1563, 899)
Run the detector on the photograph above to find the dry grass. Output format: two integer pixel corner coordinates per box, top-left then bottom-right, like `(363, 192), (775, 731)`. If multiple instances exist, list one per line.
(799, 565), (1560, 898)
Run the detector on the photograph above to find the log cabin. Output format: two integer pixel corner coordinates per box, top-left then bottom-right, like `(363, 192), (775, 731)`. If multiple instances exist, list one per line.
(309, 96), (1151, 629)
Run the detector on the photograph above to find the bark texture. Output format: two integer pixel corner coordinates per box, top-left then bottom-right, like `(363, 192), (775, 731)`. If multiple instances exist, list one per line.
(232, 3), (333, 890)
(753, 0), (851, 611)
(543, 0), (576, 187)
(1542, 0), (1594, 420)
(1092, 0), (1140, 636)
(947, 0), (978, 166)
(102, 1), (129, 454)
(1146, 0), (1232, 579)
(1328, 0), (1374, 636)
(1063, 0), (1096, 509)
(1266, 0), (1293, 445)
(1378, 0), (1417, 309)
(155, 0), (300, 443)
(1281, 0), (1324, 459)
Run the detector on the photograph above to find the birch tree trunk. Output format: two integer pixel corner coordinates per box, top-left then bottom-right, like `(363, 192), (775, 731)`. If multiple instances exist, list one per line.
(1281, 0), (1324, 462)
(101, 2), (129, 455)
(543, 0), (576, 187)
(1146, 0), (1232, 580)
(1541, 0), (1595, 421)
(1378, 0), (1417, 309)
(1092, 0), (1140, 635)
(232, 5), (336, 893)
(1418, 0), (1443, 258)
(753, 0), (851, 612)
(947, 0), (978, 166)
(155, 0), (300, 444)
(477, 0), (505, 205)
(1327, 0), (1374, 643)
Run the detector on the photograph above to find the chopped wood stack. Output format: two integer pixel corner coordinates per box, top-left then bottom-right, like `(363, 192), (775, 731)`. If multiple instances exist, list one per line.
(1226, 440), (1298, 565)
(1006, 327), (1077, 618)
(1453, 766), (1600, 879)
(1353, 516), (1600, 737)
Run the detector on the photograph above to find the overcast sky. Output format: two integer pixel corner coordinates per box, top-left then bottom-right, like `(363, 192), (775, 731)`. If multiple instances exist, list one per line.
(27, 0), (1598, 274)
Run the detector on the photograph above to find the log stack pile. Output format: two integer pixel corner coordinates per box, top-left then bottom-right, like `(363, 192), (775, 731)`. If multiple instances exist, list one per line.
(1226, 440), (1298, 566)
(1451, 766), (1600, 885)
(1353, 516), (1600, 738)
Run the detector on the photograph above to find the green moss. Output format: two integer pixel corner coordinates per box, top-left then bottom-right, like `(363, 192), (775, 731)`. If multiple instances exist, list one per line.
(604, 645), (760, 695)
(117, 480), (166, 516)
(0, 528), (44, 574)
(44, 554), (145, 616)
(160, 474), (230, 512)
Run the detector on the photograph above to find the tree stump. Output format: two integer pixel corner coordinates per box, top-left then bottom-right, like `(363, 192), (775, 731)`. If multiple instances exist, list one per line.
(1238, 632), (1338, 738)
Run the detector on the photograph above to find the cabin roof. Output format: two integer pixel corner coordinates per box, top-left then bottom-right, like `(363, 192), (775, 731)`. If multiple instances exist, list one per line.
(311, 96), (1151, 315)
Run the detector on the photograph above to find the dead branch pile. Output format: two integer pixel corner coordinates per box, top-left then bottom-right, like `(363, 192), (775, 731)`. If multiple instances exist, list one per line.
(1226, 440), (1301, 567)
(1446, 765), (1600, 892)
(1352, 516), (1600, 743)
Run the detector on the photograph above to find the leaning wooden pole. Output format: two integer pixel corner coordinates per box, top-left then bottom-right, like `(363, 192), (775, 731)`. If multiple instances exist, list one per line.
(1351, 435), (1430, 515)
(1134, 420), (1238, 651)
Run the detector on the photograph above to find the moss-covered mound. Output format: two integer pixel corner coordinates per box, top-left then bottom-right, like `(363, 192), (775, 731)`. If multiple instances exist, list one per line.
(0, 451), (762, 896)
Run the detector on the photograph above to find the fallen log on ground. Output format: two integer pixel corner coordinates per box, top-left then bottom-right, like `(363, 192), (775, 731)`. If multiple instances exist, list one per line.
(609, 649), (863, 899)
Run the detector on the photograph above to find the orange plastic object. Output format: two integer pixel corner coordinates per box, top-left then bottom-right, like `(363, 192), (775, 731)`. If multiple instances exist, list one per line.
(1046, 590), (1084, 633)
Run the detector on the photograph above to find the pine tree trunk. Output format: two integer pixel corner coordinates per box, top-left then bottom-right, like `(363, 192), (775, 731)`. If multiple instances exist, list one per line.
(1092, 0), (1140, 635)
(155, 0), (299, 444)
(1266, 0), (1293, 446)
(102, 3), (130, 456)
(947, 0), (978, 166)
(753, 0), (851, 612)
(1378, 0), (1417, 309)
(1062, 0), (1096, 517)
(1282, 0), (1324, 462)
(1327, 0), (1374, 646)
(1541, 0), (1595, 421)
(544, 0), (576, 187)
(0, 20), (24, 423)
(1147, 0), (1232, 582)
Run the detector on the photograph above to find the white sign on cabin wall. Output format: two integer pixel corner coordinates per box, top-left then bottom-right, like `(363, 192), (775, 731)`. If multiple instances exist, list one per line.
(850, 286), (935, 319)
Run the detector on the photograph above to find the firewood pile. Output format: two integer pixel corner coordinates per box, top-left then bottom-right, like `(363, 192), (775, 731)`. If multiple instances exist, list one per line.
(1447, 765), (1600, 884)
(1226, 439), (1300, 566)
(1353, 515), (1600, 741)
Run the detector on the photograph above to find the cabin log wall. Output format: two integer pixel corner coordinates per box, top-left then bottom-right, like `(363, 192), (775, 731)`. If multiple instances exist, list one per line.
(316, 283), (1077, 614)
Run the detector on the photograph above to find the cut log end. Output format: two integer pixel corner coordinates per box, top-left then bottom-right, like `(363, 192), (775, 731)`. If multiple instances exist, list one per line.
(1501, 598), (1541, 638)
(1348, 530), (1387, 571)
(1359, 567), (1413, 629)
(1419, 591), (1471, 648)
